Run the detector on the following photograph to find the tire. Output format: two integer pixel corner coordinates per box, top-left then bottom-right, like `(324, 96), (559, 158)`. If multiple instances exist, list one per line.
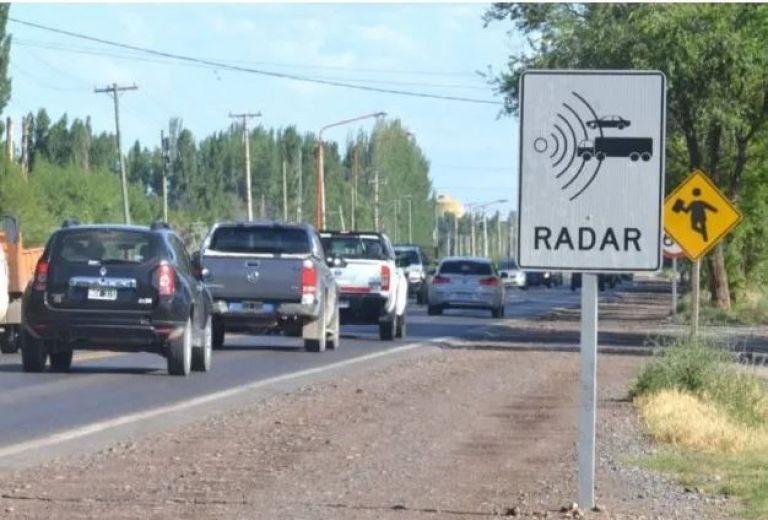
(395, 314), (406, 339)
(21, 330), (47, 373)
(596, 152), (606, 161)
(630, 152), (640, 162)
(49, 350), (73, 372)
(326, 307), (340, 351)
(304, 315), (327, 353)
(416, 287), (426, 306)
(427, 305), (442, 316)
(168, 318), (192, 376)
(379, 316), (395, 341)
(618, 123), (625, 130)
(641, 152), (651, 162)
(191, 316), (212, 372)
(212, 319), (225, 350)
(491, 306), (502, 319)
(582, 152), (592, 161)
(0, 326), (19, 354)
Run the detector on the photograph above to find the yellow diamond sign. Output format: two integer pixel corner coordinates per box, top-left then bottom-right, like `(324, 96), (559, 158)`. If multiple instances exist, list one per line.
(664, 169), (742, 261)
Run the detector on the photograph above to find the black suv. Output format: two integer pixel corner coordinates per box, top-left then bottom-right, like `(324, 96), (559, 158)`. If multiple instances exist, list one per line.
(21, 222), (213, 376)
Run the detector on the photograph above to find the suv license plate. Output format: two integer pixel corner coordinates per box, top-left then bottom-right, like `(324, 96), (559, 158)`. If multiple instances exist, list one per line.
(88, 288), (118, 301)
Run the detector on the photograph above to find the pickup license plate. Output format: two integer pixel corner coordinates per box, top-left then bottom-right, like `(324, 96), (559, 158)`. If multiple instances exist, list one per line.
(228, 301), (274, 313)
(88, 288), (118, 301)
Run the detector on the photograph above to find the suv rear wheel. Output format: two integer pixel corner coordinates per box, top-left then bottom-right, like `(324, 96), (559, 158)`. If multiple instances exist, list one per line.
(21, 330), (47, 372)
(395, 314), (406, 339)
(379, 316), (395, 341)
(168, 318), (192, 376)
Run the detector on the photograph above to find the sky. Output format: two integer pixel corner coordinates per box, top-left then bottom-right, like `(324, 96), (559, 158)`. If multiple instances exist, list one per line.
(6, 3), (522, 215)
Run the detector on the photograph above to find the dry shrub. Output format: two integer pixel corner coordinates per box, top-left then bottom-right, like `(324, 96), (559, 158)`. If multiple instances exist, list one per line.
(637, 388), (768, 455)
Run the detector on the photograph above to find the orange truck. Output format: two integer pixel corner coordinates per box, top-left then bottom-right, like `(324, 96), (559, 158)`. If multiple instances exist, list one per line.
(1, 216), (44, 353)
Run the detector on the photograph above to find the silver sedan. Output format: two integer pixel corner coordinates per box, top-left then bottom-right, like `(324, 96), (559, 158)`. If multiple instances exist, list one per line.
(427, 256), (505, 318)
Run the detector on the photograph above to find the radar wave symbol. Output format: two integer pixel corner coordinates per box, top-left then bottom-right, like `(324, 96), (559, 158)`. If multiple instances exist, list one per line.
(531, 92), (603, 201)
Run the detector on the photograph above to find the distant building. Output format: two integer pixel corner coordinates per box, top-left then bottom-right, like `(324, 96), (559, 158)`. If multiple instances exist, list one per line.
(436, 194), (465, 218)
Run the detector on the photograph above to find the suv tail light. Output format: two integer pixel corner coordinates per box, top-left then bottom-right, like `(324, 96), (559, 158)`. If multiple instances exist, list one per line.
(432, 275), (450, 285)
(33, 258), (49, 291)
(381, 265), (391, 291)
(153, 262), (175, 297)
(479, 277), (499, 287)
(301, 260), (317, 296)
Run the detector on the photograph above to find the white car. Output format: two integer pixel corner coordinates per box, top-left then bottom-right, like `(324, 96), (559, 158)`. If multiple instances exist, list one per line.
(498, 258), (527, 289)
(320, 231), (408, 340)
(427, 256), (505, 318)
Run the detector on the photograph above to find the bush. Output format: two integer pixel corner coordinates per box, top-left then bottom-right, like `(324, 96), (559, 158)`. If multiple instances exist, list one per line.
(631, 338), (768, 427)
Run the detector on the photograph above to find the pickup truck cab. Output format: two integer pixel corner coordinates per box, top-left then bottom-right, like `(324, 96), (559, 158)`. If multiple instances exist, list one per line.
(198, 221), (339, 353)
(320, 231), (408, 341)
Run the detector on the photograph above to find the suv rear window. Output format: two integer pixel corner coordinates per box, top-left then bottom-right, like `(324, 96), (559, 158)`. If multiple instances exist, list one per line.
(440, 260), (492, 276)
(394, 249), (420, 265)
(321, 235), (390, 260)
(54, 230), (160, 265)
(208, 226), (310, 255)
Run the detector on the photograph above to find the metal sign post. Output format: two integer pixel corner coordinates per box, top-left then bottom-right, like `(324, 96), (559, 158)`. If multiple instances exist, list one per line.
(518, 70), (666, 510)
(672, 257), (678, 315)
(578, 273), (598, 508)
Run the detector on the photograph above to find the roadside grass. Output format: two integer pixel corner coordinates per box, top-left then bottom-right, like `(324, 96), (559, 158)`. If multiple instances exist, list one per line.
(676, 290), (768, 326)
(631, 338), (768, 517)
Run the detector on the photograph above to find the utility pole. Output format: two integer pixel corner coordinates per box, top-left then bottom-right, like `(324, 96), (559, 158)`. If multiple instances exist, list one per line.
(229, 111), (261, 220)
(95, 82), (137, 224)
(352, 144), (359, 230)
(21, 115), (29, 179)
(5, 117), (13, 162)
(407, 199), (413, 243)
(282, 159), (288, 221)
(373, 168), (380, 231)
(296, 146), (303, 222)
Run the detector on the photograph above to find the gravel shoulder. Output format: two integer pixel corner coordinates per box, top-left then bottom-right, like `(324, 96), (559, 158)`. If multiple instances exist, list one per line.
(0, 284), (740, 519)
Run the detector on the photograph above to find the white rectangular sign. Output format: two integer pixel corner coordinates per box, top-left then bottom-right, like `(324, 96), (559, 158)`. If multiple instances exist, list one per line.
(518, 70), (666, 272)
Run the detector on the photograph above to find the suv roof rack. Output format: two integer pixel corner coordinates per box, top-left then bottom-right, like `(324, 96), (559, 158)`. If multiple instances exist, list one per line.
(61, 218), (81, 228)
(150, 221), (171, 231)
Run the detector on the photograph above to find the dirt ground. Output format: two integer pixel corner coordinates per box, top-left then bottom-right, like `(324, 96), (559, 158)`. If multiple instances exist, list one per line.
(0, 285), (738, 519)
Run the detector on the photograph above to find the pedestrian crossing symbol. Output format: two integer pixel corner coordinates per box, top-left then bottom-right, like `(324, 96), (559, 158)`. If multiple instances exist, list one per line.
(663, 169), (742, 261)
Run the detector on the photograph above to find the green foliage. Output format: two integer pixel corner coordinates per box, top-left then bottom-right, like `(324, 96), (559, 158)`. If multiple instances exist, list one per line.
(0, 5), (11, 117)
(485, 3), (768, 301)
(631, 338), (768, 427)
(0, 159), (158, 246)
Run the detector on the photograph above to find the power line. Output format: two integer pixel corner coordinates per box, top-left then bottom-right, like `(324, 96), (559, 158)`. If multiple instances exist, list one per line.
(15, 37), (480, 79)
(14, 40), (490, 91)
(9, 17), (502, 106)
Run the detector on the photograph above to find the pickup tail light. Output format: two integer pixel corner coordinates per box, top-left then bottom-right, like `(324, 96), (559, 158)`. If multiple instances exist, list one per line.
(33, 258), (49, 291)
(153, 262), (176, 297)
(479, 277), (499, 287)
(432, 275), (450, 285)
(301, 260), (317, 296)
(381, 265), (391, 291)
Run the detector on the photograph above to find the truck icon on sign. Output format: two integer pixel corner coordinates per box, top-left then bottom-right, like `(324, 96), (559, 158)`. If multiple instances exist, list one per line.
(577, 137), (652, 162)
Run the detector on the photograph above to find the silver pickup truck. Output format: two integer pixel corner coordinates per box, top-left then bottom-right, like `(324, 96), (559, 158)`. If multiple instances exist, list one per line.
(195, 221), (339, 353)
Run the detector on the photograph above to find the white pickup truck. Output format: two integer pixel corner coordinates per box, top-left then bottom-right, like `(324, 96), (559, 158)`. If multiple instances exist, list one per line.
(320, 231), (408, 340)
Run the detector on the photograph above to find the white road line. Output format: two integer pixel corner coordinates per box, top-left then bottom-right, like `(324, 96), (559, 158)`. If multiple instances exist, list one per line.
(0, 338), (449, 460)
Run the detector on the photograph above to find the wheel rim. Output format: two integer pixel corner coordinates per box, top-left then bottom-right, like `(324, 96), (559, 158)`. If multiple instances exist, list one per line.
(204, 318), (212, 366)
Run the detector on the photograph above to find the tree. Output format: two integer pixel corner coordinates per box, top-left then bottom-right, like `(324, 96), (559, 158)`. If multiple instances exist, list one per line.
(485, 3), (768, 309)
(0, 5), (11, 117)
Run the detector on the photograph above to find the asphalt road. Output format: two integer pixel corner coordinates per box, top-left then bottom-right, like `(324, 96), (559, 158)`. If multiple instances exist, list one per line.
(0, 286), (581, 462)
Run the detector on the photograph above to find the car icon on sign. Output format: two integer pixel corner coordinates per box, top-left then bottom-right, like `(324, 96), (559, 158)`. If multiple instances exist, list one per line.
(586, 115), (631, 130)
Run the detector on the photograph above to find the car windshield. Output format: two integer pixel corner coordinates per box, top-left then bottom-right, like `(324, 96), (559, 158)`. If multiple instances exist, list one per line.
(54, 230), (160, 265)
(394, 249), (420, 265)
(498, 259), (519, 270)
(440, 260), (492, 276)
(208, 226), (310, 255)
(321, 235), (390, 260)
